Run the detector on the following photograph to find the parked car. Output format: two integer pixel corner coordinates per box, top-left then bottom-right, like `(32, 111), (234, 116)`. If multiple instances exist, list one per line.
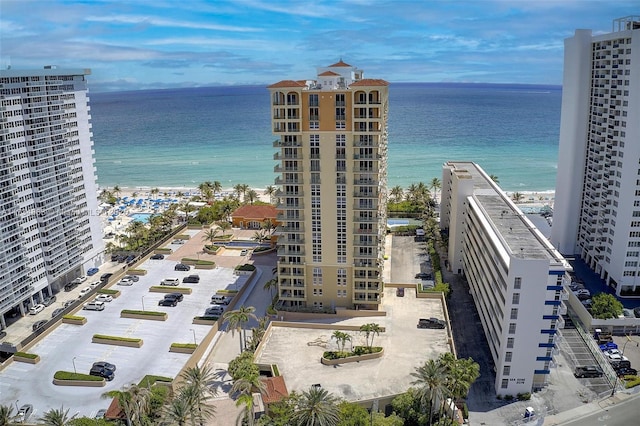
(211, 294), (231, 305)
(78, 287), (92, 298)
(0, 330), (6, 339)
(64, 282), (79, 292)
(165, 293), (184, 302)
(574, 365), (604, 378)
(95, 409), (107, 419)
(417, 317), (446, 329)
(161, 278), (180, 286)
(63, 300), (75, 308)
(15, 404), (33, 423)
(73, 276), (88, 284)
(158, 298), (178, 307)
(117, 278), (134, 286)
(415, 272), (432, 279)
(240, 249), (248, 256)
(52, 308), (65, 318)
(610, 359), (632, 370)
(600, 342), (618, 351)
(87, 267), (100, 276)
(634, 306), (640, 318)
(42, 296), (56, 306)
(83, 301), (106, 311)
(100, 273), (114, 283)
(182, 274), (200, 284)
(92, 361), (116, 372)
(32, 320), (47, 331)
(396, 287), (405, 297)
(175, 263), (190, 271)
(29, 304), (45, 315)
(95, 294), (113, 303)
(151, 253), (165, 260)
(205, 305), (224, 316)
(172, 239), (185, 244)
(123, 275), (139, 282)
(89, 366), (115, 381)
(617, 367), (638, 377)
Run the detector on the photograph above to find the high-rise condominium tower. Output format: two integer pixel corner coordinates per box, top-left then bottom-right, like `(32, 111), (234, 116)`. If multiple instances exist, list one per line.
(268, 61), (389, 310)
(0, 66), (104, 326)
(552, 17), (640, 297)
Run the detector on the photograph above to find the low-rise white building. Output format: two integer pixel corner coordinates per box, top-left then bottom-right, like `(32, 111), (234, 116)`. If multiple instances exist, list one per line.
(441, 161), (571, 395)
(0, 66), (103, 327)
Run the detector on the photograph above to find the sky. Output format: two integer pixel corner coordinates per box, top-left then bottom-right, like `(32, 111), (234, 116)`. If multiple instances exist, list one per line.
(0, 0), (638, 92)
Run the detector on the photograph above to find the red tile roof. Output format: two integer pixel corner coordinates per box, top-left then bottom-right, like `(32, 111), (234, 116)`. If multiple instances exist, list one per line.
(328, 59), (352, 67)
(350, 79), (389, 87)
(268, 80), (307, 88)
(318, 70), (340, 76)
(261, 376), (289, 404)
(232, 204), (279, 219)
(104, 398), (125, 420)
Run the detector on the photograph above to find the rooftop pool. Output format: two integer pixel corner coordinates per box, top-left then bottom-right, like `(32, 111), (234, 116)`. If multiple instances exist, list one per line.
(129, 212), (153, 224)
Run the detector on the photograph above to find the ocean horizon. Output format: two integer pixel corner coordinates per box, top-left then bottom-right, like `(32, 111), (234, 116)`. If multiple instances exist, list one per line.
(90, 82), (562, 193)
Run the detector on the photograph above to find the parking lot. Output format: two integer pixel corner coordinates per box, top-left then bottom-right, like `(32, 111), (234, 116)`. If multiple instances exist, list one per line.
(0, 251), (250, 418)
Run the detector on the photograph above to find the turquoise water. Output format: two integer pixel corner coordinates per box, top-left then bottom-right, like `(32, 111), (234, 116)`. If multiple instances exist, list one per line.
(90, 83), (561, 192)
(129, 213), (153, 223)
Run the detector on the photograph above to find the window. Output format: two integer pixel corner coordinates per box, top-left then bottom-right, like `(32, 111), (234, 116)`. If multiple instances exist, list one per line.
(505, 352), (513, 362)
(508, 323), (516, 334)
(512, 293), (520, 305)
(510, 308), (518, 320)
(514, 277), (522, 289)
(501, 379), (509, 389)
(503, 365), (510, 376)
(507, 338), (514, 348)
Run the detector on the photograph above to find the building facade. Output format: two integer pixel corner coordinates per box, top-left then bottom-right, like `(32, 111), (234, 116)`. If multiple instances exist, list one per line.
(441, 161), (570, 395)
(551, 17), (640, 297)
(268, 61), (389, 310)
(0, 66), (104, 326)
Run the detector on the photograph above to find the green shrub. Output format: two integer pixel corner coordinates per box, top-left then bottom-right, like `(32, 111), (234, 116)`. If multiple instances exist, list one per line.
(266, 305), (277, 315)
(217, 289), (238, 294)
(253, 246), (272, 253)
(182, 258), (215, 265)
(323, 346), (382, 359)
(194, 316), (219, 321)
(63, 315), (85, 321)
(54, 371), (103, 381)
(205, 245), (220, 251)
(128, 269), (146, 274)
(624, 376), (640, 388)
(462, 403), (469, 419)
(97, 289), (118, 295)
(150, 286), (191, 292)
(138, 375), (173, 388)
(235, 264), (256, 271)
(272, 364), (280, 377)
(121, 309), (165, 316)
(14, 351), (38, 359)
(517, 392), (531, 401)
(170, 343), (197, 349)
(504, 395), (513, 401)
(93, 334), (141, 343)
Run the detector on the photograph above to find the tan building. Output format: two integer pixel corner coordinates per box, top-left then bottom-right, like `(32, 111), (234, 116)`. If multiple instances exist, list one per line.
(268, 60), (389, 310)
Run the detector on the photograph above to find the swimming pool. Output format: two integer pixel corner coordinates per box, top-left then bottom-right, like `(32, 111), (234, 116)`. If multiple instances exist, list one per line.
(129, 213), (153, 224)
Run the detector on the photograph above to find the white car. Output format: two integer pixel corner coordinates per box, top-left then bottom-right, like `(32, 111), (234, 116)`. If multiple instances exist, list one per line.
(573, 289), (590, 296)
(78, 287), (92, 298)
(117, 278), (134, 286)
(172, 239), (185, 245)
(94, 294), (113, 303)
(89, 280), (101, 288)
(29, 304), (45, 315)
(73, 275), (88, 284)
(161, 278), (180, 286)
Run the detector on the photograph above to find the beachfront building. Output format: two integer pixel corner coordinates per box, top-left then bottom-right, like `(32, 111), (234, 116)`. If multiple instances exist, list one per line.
(0, 66), (103, 324)
(441, 161), (571, 395)
(551, 17), (640, 297)
(268, 61), (389, 310)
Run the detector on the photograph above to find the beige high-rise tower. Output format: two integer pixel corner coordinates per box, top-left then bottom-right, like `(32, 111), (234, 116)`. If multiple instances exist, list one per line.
(269, 60), (389, 310)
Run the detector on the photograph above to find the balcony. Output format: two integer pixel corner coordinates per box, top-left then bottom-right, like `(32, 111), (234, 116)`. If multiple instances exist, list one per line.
(274, 177), (303, 185)
(274, 164), (303, 173)
(277, 247), (305, 256)
(276, 201), (304, 210)
(273, 152), (303, 160)
(273, 139), (302, 148)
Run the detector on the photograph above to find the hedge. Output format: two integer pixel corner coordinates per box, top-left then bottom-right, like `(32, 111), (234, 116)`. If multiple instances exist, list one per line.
(170, 343), (197, 349)
(54, 371), (103, 381)
(97, 289), (119, 295)
(138, 375), (173, 388)
(181, 258), (215, 265)
(15, 351), (38, 359)
(624, 376), (640, 388)
(194, 316), (219, 321)
(121, 310), (165, 316)
(93, 334), (142, 343)
(323, 346), (382, 360)
(62, 315), (86, 321)
(235, 264), (256, 271)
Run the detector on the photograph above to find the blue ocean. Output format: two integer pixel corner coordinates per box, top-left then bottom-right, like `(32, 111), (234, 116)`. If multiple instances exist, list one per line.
(90, 83), (561, 192)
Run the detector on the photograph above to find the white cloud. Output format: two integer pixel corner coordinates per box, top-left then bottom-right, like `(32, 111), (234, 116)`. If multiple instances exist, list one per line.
(85, 14), (262, 32)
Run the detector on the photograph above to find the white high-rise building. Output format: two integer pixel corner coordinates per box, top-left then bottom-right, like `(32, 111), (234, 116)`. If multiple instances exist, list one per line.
(441, 161), (571, 395)
(0, 66), (104, 326)
(552, 17), (640, 297)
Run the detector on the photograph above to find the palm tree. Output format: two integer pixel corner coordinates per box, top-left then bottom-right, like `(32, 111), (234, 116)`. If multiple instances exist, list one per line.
(359, 323), (382, 349)
(410, 359), (448, 425)
(103, 384), (151, 426)
(263, 278), (278, 298)
(112, 185), (121, 199)
(512, 191), (524, 203)
(292, 386), (341, 426)
(179, 364), (218, 425)
(331, 330), (351, 352)
(389, 185), (404, 203)
(265, 185), (277, 203)
(202, 228), (221, 246)
(223, 305), (258, 352)
(39, 406), (72, 426)
(217, 220), (232, 236)
(163, 395), (191, 426)
(253, 229), (268, 244)
(212, 181), (222, 197)
(430, 177), (441, 201)
(489, 174), (500, 184)
(151, 187), (160, 197)
(246, 189), (259, 205)
(0, 405), (14, 426)
(235, 392), (255, 426)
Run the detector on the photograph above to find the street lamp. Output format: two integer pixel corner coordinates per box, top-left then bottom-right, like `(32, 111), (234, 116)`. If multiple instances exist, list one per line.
(15, 400), (19, 411)
(141, 295), (145, 312)
(72, 356), (77, 375)
(190, 328), (197, 345)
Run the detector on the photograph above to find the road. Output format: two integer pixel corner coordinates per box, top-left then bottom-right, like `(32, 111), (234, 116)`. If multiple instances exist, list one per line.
(558, 393), (640, 426)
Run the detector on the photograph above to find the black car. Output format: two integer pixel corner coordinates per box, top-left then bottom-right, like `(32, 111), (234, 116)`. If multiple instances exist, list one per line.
(415, 272), (433, 279)
(64, 282), (79, 292)
(165, 293), (184, 302)
(100, 273), (113, 283)
(151, 253), (165, 260)
(90, 366), (115, 381)
(175, 263), (191, 271)
(52, 308), (65, 318)
(417, 318), (446, 329)
(32, 320), (48, 331)
(617, 367), (638, 377)
(158, 298), (178, 307)
(182, 274), (200, 284)
(92, 361), (116, 372)
(396, 287), (405, 297)
(574, 366), (604, 378)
